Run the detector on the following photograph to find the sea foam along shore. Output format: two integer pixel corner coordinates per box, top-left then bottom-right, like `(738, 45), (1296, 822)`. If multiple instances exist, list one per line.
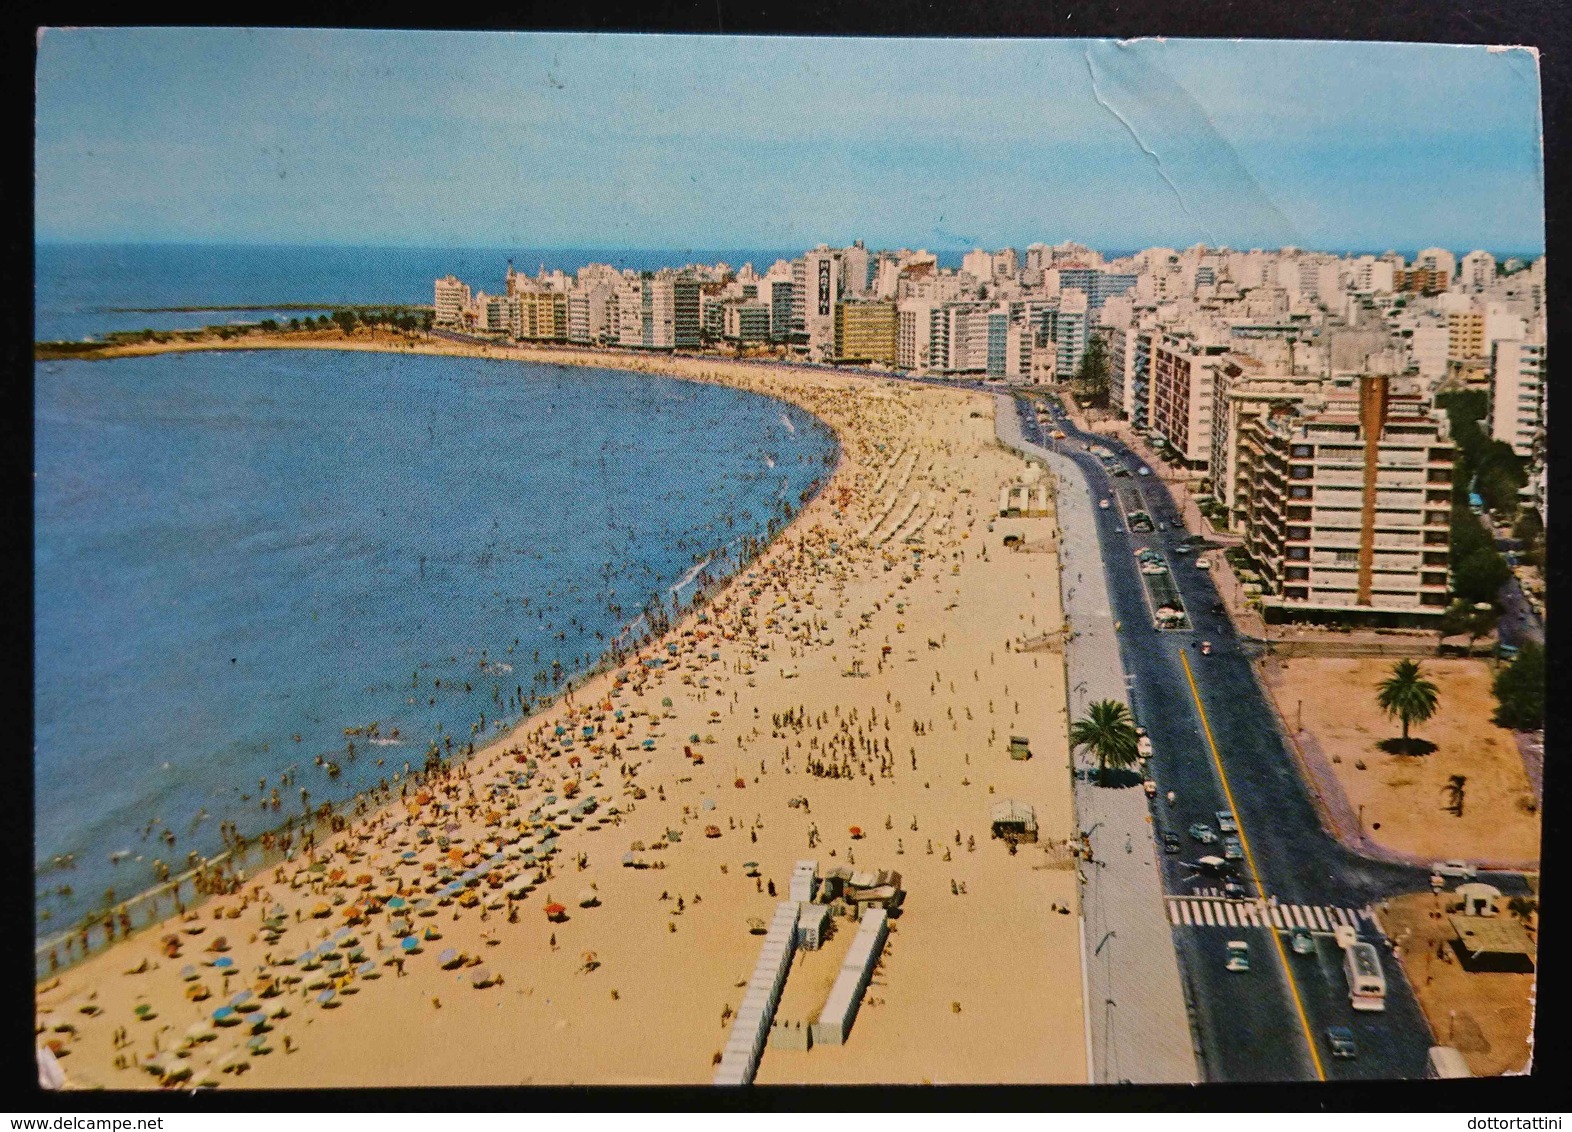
(37, 334), (1087, 1088)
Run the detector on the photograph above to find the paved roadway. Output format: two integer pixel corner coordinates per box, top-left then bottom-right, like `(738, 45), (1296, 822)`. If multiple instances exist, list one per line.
(999, 393), (1462, 1083)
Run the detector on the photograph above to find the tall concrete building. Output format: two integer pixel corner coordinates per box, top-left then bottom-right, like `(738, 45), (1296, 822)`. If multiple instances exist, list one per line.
(896, 298), (938, 372)
(1241, 375), (1454, 625)
(794, 248), (843, 360)
(833, 299), (898, 365)
(1459, 249), (1497, 290)
(840, 241), (872, 299)
(434, 275), (472, 327)
(1490, 336), (1547, 458)
(767, 279), (795, 343)
(1149, 330), (1226, 469)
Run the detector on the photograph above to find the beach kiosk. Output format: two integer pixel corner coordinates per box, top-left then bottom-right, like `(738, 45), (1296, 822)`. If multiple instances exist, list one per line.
(990, 799), (1038, 844)
(1007, 735), (1032, 761)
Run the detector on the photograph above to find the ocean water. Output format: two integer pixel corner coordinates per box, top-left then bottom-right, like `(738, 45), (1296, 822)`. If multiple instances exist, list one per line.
(33, 341), (836, 945)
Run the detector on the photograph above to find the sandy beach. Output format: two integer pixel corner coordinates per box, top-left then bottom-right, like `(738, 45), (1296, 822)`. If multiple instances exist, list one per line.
(36, 334), (1087, 1088)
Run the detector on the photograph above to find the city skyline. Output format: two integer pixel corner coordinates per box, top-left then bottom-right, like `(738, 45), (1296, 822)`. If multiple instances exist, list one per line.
(36, 31), (1546, 254)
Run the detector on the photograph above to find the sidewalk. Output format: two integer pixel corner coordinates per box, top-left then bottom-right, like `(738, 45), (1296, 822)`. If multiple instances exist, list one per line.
(995, 395), (1200, 1085)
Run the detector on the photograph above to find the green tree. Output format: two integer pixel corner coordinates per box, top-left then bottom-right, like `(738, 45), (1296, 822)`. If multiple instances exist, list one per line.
(333, 310), (358, 336)
(1074, 334), (1112, 407)
(1454, 545), (1511, 606)
(1437, 600), (1472, 642)
(1068, 699), (1140, 785)
(1492, 641), (1544, 730)
(1375, 658), (1441, 749)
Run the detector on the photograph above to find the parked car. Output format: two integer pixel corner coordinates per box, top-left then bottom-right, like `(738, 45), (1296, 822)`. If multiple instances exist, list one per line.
(1430, 860), (1477, 880)
(1222, 835), (1244, 861)
(1290, 927), (1316, 955)
(1195, 556), (1212, 570)
(1210, 602), (1226, 615)
(1222, 880), (1248, 900)
(1188, 823), (1217, 844)
(1139, 467), (1152, 476)
(1200, 640), (1213, 655)
(1215, 810), (1238, 834)
(1326, 1026), (1359, 1059)
(1099, 499), (1110, 510)
(1162, 832), (1181, 854)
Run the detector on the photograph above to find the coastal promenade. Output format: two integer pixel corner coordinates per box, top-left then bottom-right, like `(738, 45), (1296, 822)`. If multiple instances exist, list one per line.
(994, 394), (1200, 1085)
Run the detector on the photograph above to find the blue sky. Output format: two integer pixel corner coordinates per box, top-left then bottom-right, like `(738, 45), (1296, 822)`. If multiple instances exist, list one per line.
(34, 31), (1546, 254)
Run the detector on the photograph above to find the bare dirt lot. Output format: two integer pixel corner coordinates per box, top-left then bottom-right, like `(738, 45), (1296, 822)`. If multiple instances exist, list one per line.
(1384, 891), (1537, 1076)
(1271, 657), (1539, 866)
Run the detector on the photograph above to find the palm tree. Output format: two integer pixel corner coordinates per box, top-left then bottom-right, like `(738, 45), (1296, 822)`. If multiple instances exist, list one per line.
(1069, 699), (1141, 785)
(1376, 659), (1441, 751)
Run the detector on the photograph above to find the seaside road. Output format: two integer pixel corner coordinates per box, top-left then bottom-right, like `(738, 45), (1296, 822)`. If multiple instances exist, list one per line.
(994, 395), (1199, 1085)
(1010, 393), (1461, 1081)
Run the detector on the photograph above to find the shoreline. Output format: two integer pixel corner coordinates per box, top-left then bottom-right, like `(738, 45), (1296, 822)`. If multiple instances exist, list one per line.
(34, 332), (848, 970)
(36, 333), (1088, 1087)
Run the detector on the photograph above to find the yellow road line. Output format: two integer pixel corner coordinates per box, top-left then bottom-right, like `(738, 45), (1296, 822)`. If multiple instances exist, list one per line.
(1179, 650), (1328, 1082)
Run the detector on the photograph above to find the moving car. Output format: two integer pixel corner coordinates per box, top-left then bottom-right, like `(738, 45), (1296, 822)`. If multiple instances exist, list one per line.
(1222, 835), (1244, 861)
(1200, 640), (1212, 655)
(1188, 822), (1217, 844)
(1225, 940), (1250, 972)
(1210, 602), (1226, 615)
(1326, 1026), (1359, 1060)
(1162, 832), (1181, 854)
(1099, 499), (1110, 510)
(1139, 467), (1152, 476)
(1430, 860), (1477, 879)
(1290, 927), (1316, 955)
(1222, 880), (1248, 900)
(1051, 430), (1066, 440)
(1195, 556), (1212, 570)
(1215, 810), (1238, 834)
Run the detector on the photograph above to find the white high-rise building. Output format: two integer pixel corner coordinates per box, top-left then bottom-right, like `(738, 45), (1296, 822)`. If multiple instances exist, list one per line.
(1459, 249), (1497, 291)
(1490, 336), (1547, 458)
(795, 248), (844, 361)
(434, 275), (472, 327)
(1414, 247), (1457, 284)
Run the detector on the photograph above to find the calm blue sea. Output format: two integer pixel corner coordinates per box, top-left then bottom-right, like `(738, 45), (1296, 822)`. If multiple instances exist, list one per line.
(33, 245), (839, 945)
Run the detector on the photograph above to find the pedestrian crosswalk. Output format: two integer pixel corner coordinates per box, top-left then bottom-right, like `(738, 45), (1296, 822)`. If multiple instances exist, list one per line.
(1166, 896), (1373, 932)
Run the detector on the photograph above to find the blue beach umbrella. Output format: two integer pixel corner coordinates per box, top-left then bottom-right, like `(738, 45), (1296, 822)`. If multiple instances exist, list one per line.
(358, 961), (376, 977)
(316, 989), (336, 1007)
(401, 937), (418, 953)
(213, 956), (234, 970)
(387, 896), (408, 911)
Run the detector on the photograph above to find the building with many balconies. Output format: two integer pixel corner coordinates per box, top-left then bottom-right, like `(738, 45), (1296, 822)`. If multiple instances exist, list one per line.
(1242, 375), (1454, 626)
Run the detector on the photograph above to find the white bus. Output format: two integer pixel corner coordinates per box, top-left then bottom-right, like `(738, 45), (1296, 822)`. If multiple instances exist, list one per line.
(1344, 940), (1387, 1012)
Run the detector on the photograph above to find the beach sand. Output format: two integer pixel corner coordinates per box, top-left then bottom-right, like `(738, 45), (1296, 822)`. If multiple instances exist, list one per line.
(36, 338), (1086, 1088)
